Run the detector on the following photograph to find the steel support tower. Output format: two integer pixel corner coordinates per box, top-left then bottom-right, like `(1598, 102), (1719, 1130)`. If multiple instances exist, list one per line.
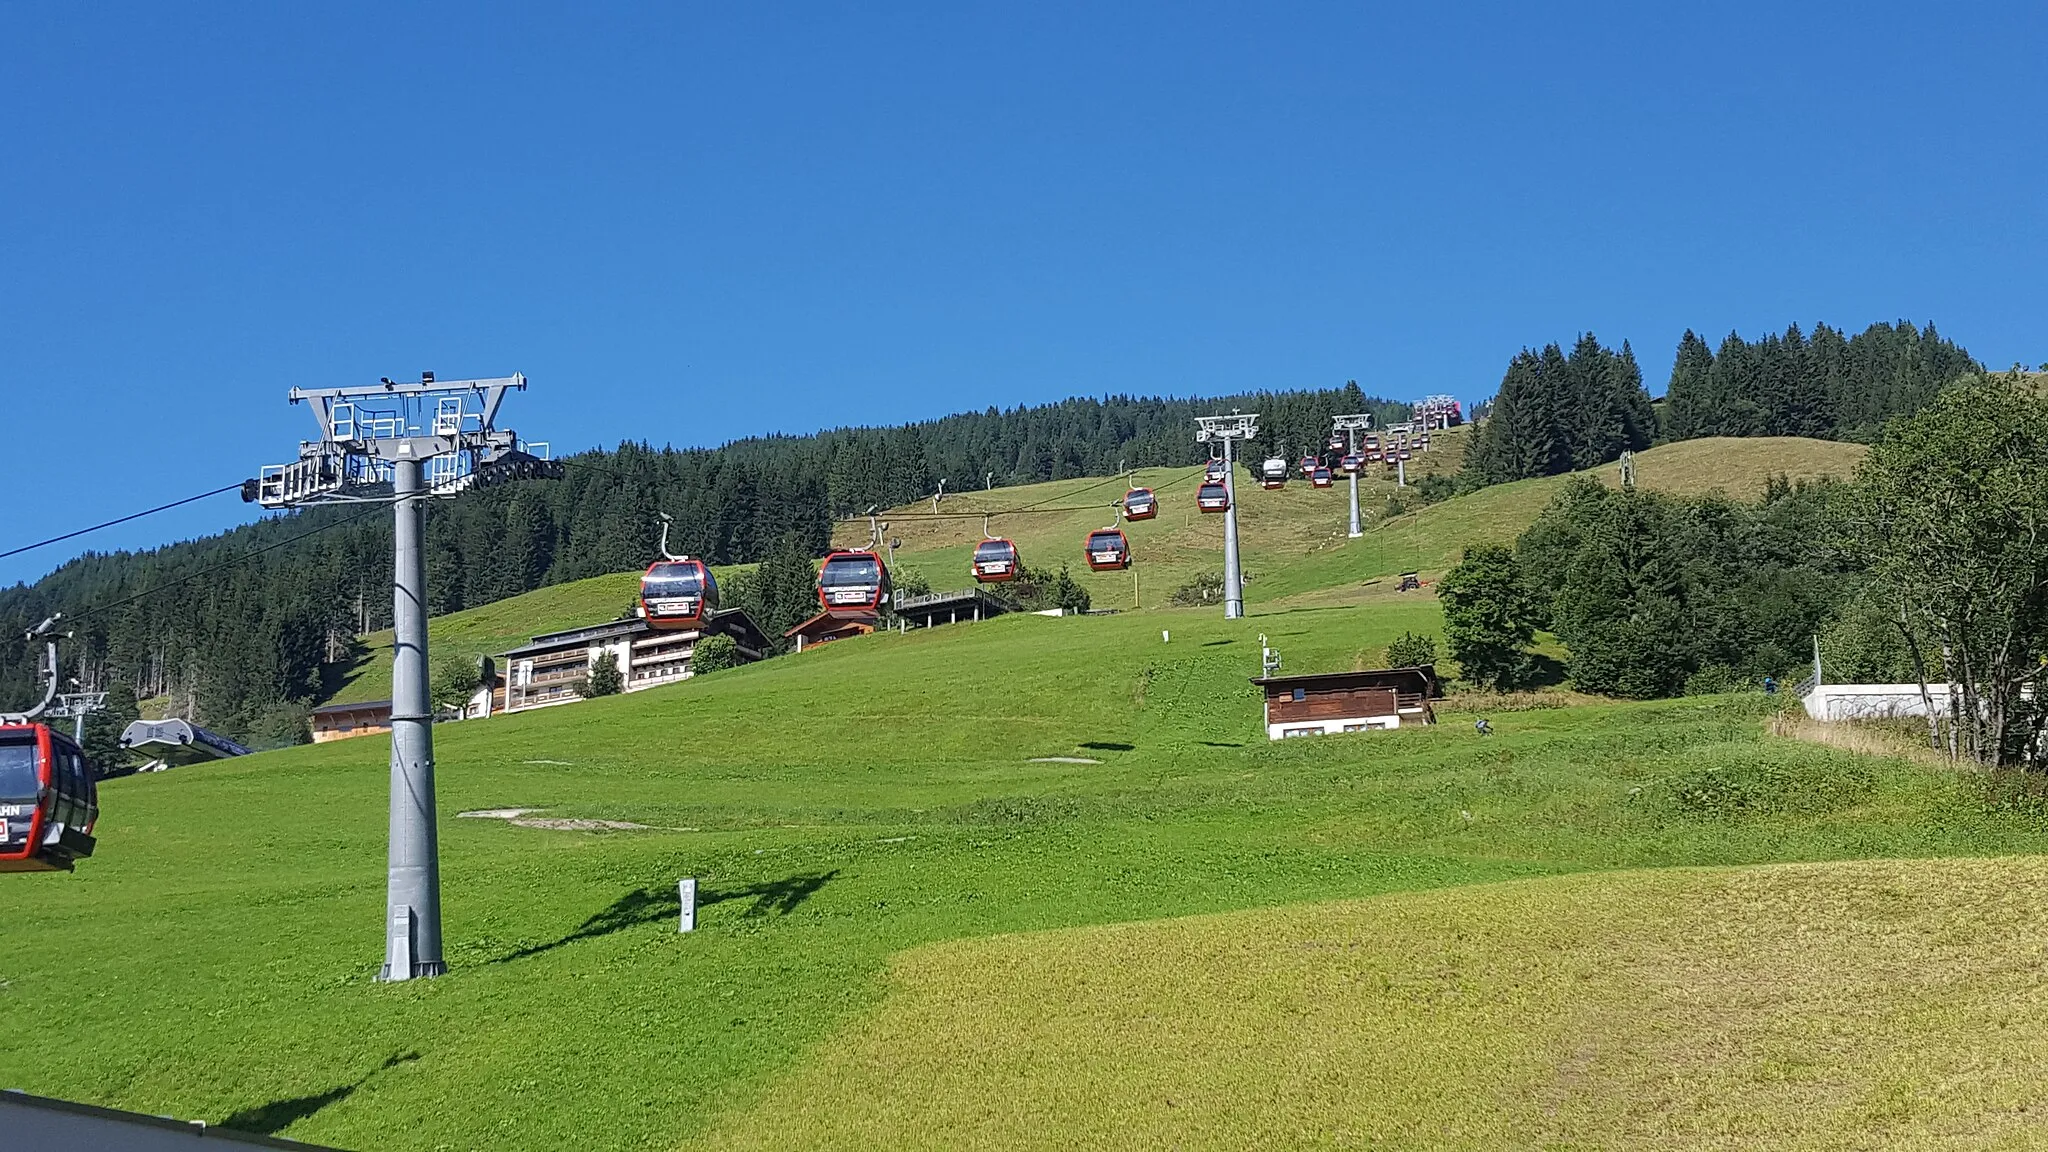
(248, 373), (557, 980)
(1332, 413), (1374, 539)
(1195, 412), (1258, 619)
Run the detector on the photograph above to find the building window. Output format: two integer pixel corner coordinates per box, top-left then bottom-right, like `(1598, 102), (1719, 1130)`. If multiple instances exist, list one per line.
(1292, 688), (1306, 702)
(1282, 726), (1321, 738)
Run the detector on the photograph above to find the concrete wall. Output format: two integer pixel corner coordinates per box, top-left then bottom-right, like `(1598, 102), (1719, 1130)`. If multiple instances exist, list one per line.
(1802, 684), (1953, 722)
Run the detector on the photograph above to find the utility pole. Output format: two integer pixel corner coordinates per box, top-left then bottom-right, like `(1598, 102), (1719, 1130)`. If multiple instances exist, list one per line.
(1195, 412), (1258, 619)
(246, 372), (558, 981)
(1332, 413), (1374, 539)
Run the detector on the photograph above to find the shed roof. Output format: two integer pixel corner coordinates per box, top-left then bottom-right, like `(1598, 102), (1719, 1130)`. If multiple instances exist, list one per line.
(785, 611), (876, 639)
(1249, 665), (1440, 696)
(503, 618), (648, 658)
(311, 698), (393, 718)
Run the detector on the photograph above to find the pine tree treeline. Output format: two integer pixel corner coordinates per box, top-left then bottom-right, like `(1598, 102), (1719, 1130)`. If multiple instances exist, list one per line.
(0, 384), (1405, 743)
(1462, 335), (1655, 485)
(1663, 321), (1978, 443)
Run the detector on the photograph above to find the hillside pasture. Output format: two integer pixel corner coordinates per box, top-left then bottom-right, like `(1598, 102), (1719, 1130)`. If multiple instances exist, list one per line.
(4, 600), (2044, 1151)
(836, 435), (1865, 614)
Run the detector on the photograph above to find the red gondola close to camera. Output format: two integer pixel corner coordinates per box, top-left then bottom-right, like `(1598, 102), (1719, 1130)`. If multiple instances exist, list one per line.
(1311, 466), (1334, 488)
(0, 724), (97, 874)
(1197, 480), (1231, 513)
(817, 550), (891, 617)
(971, 538), (1021, 583)
(1083, 528), (1132, 571)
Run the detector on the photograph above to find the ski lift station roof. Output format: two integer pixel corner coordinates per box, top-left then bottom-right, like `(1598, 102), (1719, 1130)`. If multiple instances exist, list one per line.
(117, 718), (252, 766)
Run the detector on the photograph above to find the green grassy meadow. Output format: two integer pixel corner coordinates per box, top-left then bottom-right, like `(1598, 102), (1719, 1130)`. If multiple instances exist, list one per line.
(14, 432), (2022, 1151)
(7, 592), (2046, 1150)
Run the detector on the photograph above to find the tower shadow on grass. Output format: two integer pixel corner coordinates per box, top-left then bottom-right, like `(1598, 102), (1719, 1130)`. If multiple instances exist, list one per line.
(222, 1052), (420, 1136)
(488, 870), (840, 965)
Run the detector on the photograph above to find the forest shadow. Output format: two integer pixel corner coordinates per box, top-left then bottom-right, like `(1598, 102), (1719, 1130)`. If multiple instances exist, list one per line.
(317, 637), (376, 703)
(489, 870), (840, 965)
(222, 1052), (420, 1136)
(1521, 654), (1568, 688)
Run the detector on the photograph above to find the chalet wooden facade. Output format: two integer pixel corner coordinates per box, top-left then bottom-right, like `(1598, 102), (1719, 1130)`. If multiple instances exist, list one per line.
(1248, 666), (1439, 739)
(310, 698), (395, 743)
(786, 611), (875, 652)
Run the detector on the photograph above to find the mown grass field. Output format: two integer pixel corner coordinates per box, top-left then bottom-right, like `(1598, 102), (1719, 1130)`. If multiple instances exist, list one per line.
(709, 856), (2048, 1150)
(6, 588), (2047, 1151)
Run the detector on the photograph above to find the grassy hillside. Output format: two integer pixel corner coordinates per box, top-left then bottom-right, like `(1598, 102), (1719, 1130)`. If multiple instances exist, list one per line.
(4, 593), (2041, 1151)
(840, 434), (1866, 612)
(326, 432), (1860, 706)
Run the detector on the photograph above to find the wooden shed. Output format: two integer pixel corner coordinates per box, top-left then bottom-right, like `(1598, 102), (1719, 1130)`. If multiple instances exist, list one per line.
(1248, 666), (1439, 739)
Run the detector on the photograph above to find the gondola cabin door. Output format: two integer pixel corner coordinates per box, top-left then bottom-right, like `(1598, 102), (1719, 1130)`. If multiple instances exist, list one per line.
(1083, 529), (1131, 571)
(640, 559), (719, 630)
(971, 538), (1021, 583)
(817, 551), (890, 617)
(0, 724), (97, 873)
(1122, 488), (1157, 521)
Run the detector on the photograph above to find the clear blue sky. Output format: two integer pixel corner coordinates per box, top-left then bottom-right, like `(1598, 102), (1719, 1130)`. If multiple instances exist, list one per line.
(4, 2), (2043, 584)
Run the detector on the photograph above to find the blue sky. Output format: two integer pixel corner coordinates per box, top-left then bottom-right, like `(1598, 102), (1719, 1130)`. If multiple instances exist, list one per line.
(3, 2), (2043, 584)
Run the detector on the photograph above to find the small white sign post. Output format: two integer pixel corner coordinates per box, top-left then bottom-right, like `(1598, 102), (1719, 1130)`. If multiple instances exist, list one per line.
(678, 877), (698, 933)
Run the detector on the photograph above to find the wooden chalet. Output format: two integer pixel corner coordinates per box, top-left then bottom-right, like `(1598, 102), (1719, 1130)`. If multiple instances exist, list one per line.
(310, 699), (394, 743)
(1248, 665), (1440, 739)
(786, 611), (875, 652)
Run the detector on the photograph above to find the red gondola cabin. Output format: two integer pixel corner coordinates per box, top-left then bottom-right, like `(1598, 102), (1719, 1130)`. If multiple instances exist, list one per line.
(0, 724), (97, 873)
(639, 559), (719, 630)
(1298, 455), (1318, 478)
(1339, 453), (1363, 474)
(1311, 466), (1334, 488)
(1083, 529), (1132, 571)
(1123, 487), (1158, 521)
(817, 550), (891, 617)
(1197, 481), (1231, 513)
(971, 538), (1021, 583)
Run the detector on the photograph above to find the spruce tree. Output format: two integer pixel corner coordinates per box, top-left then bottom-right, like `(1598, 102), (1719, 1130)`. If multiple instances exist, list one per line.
(1663, 329), (1716, 441)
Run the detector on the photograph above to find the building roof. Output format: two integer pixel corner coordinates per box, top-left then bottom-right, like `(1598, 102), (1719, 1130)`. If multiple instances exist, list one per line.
(502, 618), (649, 659)
(785, 610), (876, 639)
(894, 588), (1011, 619)
(310, 698), (393, 718)
(1249, 665), (1441, 696)
(704, 606), (770, 653)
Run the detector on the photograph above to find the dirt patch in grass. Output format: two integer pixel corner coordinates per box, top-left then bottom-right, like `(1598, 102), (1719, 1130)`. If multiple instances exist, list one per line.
(698, 857), (2048, 1150)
